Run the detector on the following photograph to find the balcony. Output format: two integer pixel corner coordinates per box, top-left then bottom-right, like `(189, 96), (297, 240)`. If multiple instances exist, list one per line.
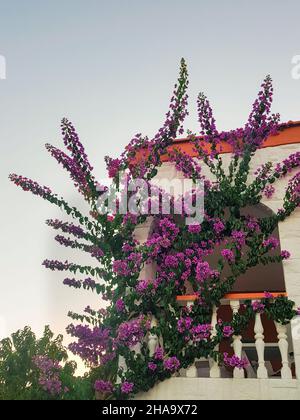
(135, 293), (300, 400)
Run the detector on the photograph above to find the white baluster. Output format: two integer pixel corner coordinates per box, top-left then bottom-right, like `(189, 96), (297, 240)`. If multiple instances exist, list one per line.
(209, 305), (221, 378)
(230, 300), (245, 379)
(186, 364), (198, 377)
(132, 342), (141, 355)
(185, 300), (198, 377)
(148, 316), (158, 357)
(116, 355), (127, 384)
(275, 322), (293, 379)
(253, 301), (268, 379)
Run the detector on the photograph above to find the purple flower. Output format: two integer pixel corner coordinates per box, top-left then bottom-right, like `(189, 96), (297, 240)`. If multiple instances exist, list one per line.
(45, 143), (92, 197)
(169, 149), (203, 179)
(264, 291), (274, 299)
(164, 255), (179, 268)
(122, 213), (138, 226)
(246, 218), (260, 232)
(263, 185), (275, 199)
(159, 218), (179, 240)
(121, 381), (134, 394)
(221, 249), (235, 263)
(262, 237), (280, 250)
(148, 362), (157, 371)
(296, 307), (300, 316)
(9, 174), (52, 198)
(154, 347), (164, 360)
(196, 261), (213, 282)
(163, 356), (180, 372)
(251, 301), (265, 313)
(105, 157), (122, 178)
(281, 250), (291, 260)
(231, 230), (246, 249)
(223, 326), (234, 338)
(177, 317), (193, 333)
(67, 324), (112, 365)
(82, 277), (96, 290)
(42, 259), (70, 271)
(33, 356), (64, 396)
(116, 316), (150, 348)
(213, 220), (225, 235)
(122, 243), (134, 253)
(223, 352), (248, 370)
(94, 380), (113, 393)
(63, 277), (96, 290)
(90, 247), (104, 259)
(63, 278), (81, 289)
(136, 279), (150, 294)
(188, 224), (202, 234)
(116, 298), (125, 313)
(113, 260), (130, 276)
(191, 324), (211, 341)
(46, 219), (86, 239)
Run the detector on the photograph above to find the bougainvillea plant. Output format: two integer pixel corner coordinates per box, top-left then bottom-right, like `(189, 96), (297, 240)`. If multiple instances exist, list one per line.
(9, 59), (300, 400)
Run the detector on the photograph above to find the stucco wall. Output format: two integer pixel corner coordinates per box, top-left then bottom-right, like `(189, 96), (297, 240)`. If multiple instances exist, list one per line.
(135, 377), (300, 400)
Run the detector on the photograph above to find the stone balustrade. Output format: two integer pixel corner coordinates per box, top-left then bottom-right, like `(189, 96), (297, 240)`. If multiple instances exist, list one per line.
(141, 294), (295, 380)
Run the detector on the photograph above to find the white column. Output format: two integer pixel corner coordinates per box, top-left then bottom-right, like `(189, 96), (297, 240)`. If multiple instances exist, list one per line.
(185, 300), (198, 378)
(132, 343), (141, 355)
(148, 316), (159, 357)
(275, 322), (293, 379)
(230, 300), (245, 379)
(253, 301), (268, 379)
(209, 305), (221, 378)
(116, 355), (127, 384)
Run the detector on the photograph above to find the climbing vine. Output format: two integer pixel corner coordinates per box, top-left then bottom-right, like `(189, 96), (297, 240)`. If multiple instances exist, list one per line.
(9, 59), (300, 399)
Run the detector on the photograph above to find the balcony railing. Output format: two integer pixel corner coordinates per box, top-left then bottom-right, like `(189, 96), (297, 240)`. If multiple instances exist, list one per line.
(146, 292), (294, 380)
(118, 292), (295, 382)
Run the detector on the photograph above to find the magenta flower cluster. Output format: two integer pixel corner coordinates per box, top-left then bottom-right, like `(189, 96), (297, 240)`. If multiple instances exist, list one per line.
(33, 356), (67, 396)
(9, 174), (52, 198)
(163, 357), (180, 372)
(116, 316), (150, 348)
(148, 362), (157, 371)
(67, 324), (112, 365)
(46, 219), (86, 238)
(115, 298), (125, 313)
(222, 326), (234, 338)
(63, 277), (96, 290)
(221, 249), (235, 263)
(42, 259), (70, 271)
(121, 381), (134, 394)
(251, 301), (265, 313)
(94, 380), (113, 394)
(262, 237), (280, 250)
(223, 353), (249, 370)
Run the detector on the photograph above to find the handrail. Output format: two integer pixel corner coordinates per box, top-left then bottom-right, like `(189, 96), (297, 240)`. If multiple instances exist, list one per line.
(176, 292), (287, 302)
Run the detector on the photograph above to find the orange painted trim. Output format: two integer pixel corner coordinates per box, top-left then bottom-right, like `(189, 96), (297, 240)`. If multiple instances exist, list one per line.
(129, 123), (300, 166)
(176, 292), (287, 301)
(161, 124), (300, 162)
(176, 295), (199, 301)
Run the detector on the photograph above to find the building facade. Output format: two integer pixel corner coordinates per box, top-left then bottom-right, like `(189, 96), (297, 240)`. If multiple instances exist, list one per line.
(134, 122), (300, 400)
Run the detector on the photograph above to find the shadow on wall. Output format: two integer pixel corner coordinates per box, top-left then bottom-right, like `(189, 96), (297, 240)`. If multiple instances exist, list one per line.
(185, 203), (285, 294)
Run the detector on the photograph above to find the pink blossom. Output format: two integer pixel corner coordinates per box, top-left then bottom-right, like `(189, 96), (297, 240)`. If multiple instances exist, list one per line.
(121, 381), (134, 394)
(148, 362), (157, 371)
(251, 301), (265, 313)
(163, 357), (180, 371)
(94, 380), (113, 393)
(154, 347), (164, 360)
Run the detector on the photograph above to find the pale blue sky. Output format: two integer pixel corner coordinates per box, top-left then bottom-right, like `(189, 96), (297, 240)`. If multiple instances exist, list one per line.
(1, 0), (300, 341)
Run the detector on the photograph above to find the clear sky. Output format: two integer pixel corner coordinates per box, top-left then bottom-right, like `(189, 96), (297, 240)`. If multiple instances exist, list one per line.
(1, 0), (300, 343)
